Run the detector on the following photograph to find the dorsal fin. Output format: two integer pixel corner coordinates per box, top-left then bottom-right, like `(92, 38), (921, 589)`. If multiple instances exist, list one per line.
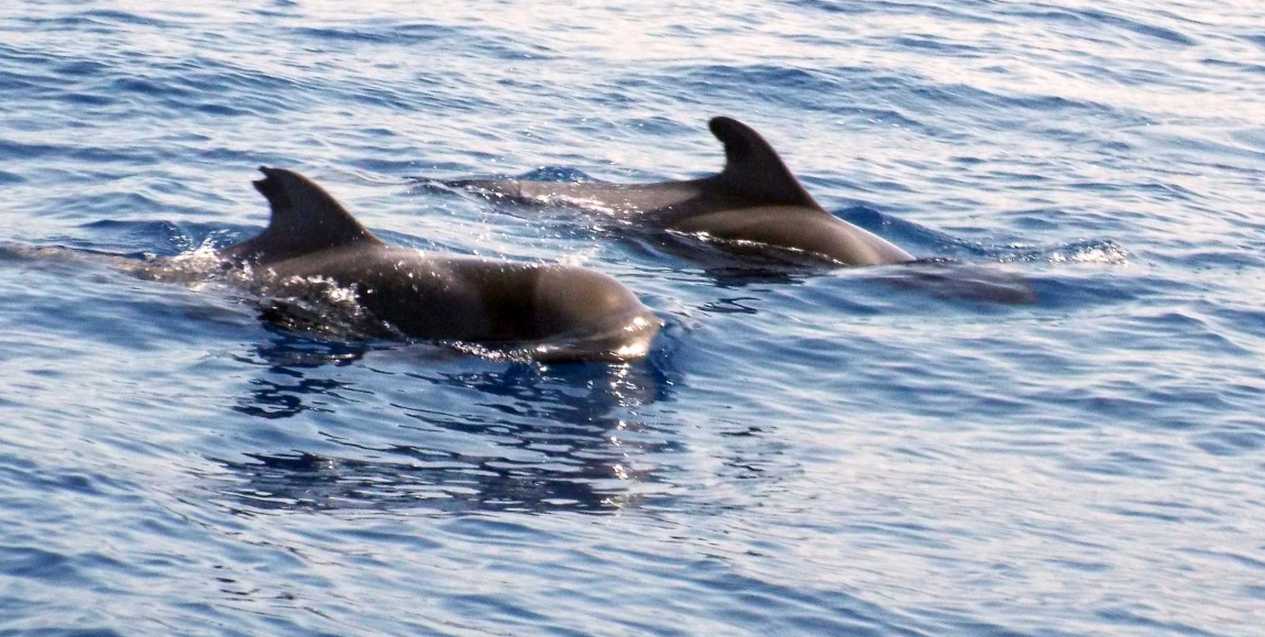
(225, 167), (383, 264)
(709, 116), (822, 209)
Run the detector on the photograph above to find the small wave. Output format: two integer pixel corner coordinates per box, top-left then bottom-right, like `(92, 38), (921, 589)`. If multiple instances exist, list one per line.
(108, 77), (194, 100)
(289, 22), (457, 45)
(77, 9), (166, 27)
(890, 35), (988, 58)
(843, 207), (1131, 267)
(790, 0), (1003, 24)
(79, 220), (248, 256)
(1000, 239), (1131, 265)
(52, 59), (110, 77)
(288, 23), (554, 60)
(667, 64), (855, 116)
(1003, 6), (1196, 46)
(836, 205), (999, 259)
(16, 9), (169, 32)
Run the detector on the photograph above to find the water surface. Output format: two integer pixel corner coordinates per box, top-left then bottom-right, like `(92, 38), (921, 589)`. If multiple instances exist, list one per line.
(2, 1), (1263, 635)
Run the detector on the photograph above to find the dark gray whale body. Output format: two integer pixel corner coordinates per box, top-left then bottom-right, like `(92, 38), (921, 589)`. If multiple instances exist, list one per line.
(445, 117), (915, 267)
(223, 168), (660, 361)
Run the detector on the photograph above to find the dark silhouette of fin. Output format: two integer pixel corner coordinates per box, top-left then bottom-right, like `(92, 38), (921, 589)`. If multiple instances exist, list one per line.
(709, 116), (821, 210)
(225, 167), (383, 263)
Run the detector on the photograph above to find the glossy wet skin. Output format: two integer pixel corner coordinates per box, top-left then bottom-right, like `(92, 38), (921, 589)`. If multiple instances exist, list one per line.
(666, 205), (913, 265)
(260, 244), (656, 347)
(446, 117), (915, 266)
(229, 168), (659, 361)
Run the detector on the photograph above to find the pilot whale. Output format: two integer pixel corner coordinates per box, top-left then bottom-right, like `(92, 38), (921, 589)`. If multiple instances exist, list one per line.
(442, 116), (915, 267)
(217, 167), (660, 361)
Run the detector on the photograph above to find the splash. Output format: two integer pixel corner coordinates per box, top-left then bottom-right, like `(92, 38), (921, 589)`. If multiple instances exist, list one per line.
(134, 239), (227, 285)
(999, 239), (1130, 265)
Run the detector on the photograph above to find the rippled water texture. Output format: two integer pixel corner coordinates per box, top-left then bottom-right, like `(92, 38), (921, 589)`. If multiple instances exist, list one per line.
(2, 1), (1264, 635)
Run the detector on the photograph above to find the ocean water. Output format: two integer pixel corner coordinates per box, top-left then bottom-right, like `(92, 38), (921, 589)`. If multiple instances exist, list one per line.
(2, 1), (1264, 635)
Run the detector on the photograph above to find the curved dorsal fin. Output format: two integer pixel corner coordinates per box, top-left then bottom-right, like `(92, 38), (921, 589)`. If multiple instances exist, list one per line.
(225, 167), (383, 264)
(709, 116), (821, 209)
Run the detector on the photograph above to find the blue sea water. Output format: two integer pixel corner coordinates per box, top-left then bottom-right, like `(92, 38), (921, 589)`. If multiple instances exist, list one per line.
(2, 0), (1264, 634)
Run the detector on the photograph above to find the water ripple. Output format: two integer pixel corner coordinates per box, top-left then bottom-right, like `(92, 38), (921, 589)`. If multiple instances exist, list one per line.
(2, 0), (1264, 635)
